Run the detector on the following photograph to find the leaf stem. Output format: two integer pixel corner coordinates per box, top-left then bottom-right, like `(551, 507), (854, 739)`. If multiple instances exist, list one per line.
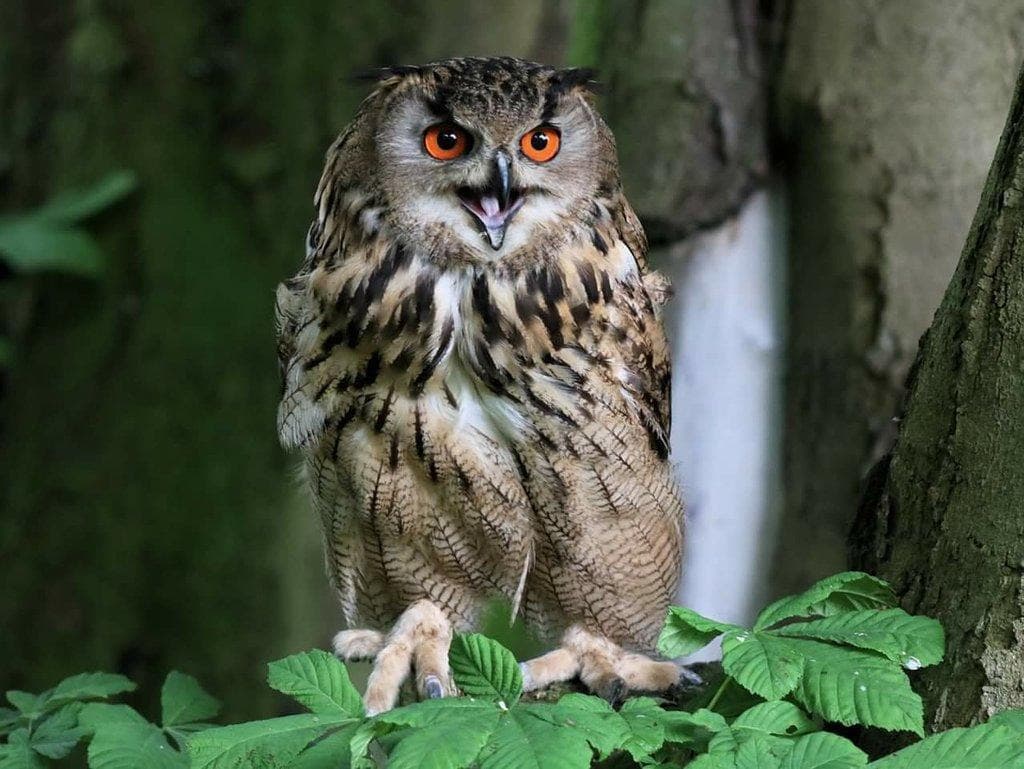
(706, 675), (732, 712)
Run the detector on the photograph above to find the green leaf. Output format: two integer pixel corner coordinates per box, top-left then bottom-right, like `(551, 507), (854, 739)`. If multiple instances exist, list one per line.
(732, 702), (819, 743)
(161, 671), (221, 728)
(774, 609), (944, 669)
(735, 735), (789, 769)
(87, 721), (187, 769)
(989, 709), (1024, 733)
(35, 170), (138, 224)
(867, 723), (1024, 768)
(46, 672), (136, 710)
(755, 574), (896, 631)
(0, 337), (12, 368)
(689, 755), (739, 769)
(617, 697), (669, 761)
(783, 639), (923, 735)
(0, 730), (45, 769)
(267, 650), (363, 718)
(5, 692), (42, 717)
(722, 631), (804, 700)
(0, 220), (106, 276)
(449, 634), (523, 703)
(658, 606), (743, 657)
(189, 713), (352, 769)
(0, 707), (20, 735)
(547, 694), (629, 758)
(386, 704), (500, 769)
(659, 707), (730, 750)
(30, 703), (87, 759)
(478, 706), (594, 769)
(284, 722), (359, 769)
(781, 732), (866, 769)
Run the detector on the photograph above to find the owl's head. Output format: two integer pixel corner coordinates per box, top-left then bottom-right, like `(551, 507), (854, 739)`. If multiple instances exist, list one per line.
(332, 57), (619, 262)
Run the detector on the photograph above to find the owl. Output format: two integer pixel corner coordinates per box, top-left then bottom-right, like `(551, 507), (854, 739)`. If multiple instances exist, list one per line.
(276, 57), (684, 714)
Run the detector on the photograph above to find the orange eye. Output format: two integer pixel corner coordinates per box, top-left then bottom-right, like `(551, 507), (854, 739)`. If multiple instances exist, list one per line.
(520, 125), (561, 162)
(423, 123), (470, 160)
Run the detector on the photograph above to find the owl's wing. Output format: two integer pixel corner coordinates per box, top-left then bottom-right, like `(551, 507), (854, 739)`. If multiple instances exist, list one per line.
(275, 270), (329, 449)
(618, 265), (674, 459)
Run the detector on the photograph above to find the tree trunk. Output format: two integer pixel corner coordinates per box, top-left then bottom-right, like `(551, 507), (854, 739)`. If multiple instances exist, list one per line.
(851, 59), (1024, 731)
(770, 0), (1024, 597)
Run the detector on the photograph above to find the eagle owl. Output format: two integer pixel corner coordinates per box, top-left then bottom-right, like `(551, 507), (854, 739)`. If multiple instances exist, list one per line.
(276, 57), (684, 713)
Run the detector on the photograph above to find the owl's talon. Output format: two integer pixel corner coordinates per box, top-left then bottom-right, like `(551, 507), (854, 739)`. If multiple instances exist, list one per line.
(520, 624), (680, 699)
(359, 600), (453, 715)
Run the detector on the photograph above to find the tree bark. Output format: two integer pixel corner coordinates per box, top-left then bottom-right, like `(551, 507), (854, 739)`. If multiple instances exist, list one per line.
(770, 0), (1024, 597)
(592, 0), (767, 243)
(851, 59), (1024, 731)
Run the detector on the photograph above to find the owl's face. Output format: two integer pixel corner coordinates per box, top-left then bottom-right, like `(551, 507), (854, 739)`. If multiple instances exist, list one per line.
(363, 59), (618, 260)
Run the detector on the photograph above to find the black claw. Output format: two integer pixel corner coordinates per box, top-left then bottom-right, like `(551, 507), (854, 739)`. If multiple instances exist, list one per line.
(424, 676), (444, 699)
(677, 666), (704, 687)
(597, 677), (626, 707)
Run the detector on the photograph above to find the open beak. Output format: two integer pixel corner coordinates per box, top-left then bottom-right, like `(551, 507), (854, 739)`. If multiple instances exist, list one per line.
(458, 150), (524, 250)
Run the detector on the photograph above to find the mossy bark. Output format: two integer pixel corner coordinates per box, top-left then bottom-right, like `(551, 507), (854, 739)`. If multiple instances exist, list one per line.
(770, 0), (1024, 597)
(852, 61), (1024, 730)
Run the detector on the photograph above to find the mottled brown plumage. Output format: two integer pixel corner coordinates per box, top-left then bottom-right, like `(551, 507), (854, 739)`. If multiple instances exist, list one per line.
(276, 57), (684, 711)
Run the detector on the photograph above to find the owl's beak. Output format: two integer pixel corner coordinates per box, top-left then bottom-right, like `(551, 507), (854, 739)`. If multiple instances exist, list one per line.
(458, 151), (524, 251)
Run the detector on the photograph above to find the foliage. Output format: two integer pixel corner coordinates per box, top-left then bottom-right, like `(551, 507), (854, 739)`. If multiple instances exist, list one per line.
(2, 573), (1023, 768)
(0, 170), (137, 367)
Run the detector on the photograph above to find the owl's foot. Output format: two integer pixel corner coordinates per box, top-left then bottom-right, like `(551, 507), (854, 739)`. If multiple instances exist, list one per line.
(519, 624), (679, 704)
(331, 600), (454, 716)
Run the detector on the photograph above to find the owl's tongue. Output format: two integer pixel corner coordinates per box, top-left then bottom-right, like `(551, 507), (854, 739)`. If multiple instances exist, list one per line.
(460, 192), (524, 251)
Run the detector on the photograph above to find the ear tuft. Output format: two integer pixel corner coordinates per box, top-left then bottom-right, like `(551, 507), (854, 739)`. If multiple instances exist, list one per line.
(350, 65), (426, 85)
(551, 67), (602, 94)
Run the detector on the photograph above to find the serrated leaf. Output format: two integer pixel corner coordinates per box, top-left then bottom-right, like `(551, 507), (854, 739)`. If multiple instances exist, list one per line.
(774, 609), (944, 669)
(386, 704), (499, 769)
(781, 732), (866, 769)
(617, 697), (669, 761)
(189, 714), (352, 769)
(547, 694), (629, 758)
(46, 672), (136, 710)
(449, 634), (522, 703)
(660, 708), (730, 750)
(732, 702), (819, 743)
(736, 735), (788, 769)
(283, 722), (359, 769)
(0, 707), (20, 735)
(0, 220), (105, 276)
(658, 606), (743, 657)
(755, 574), (896, 631)
(867, 723), (1024, 768)
(722, 631), (804, 700)
(30, 703), (87, 759)
(161, 671), (221, 728)
(689, 755), (739, 769)
(79, 703), (149, 731)
(0, 730), (45, 769)
(478, 706), (593, 769)
(87, 720), (187, 769)
(782, 639), (923, 735)
(35, 170), (138, 224)
(5, 693), (41, 716)
(268, 650), (363, 718)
